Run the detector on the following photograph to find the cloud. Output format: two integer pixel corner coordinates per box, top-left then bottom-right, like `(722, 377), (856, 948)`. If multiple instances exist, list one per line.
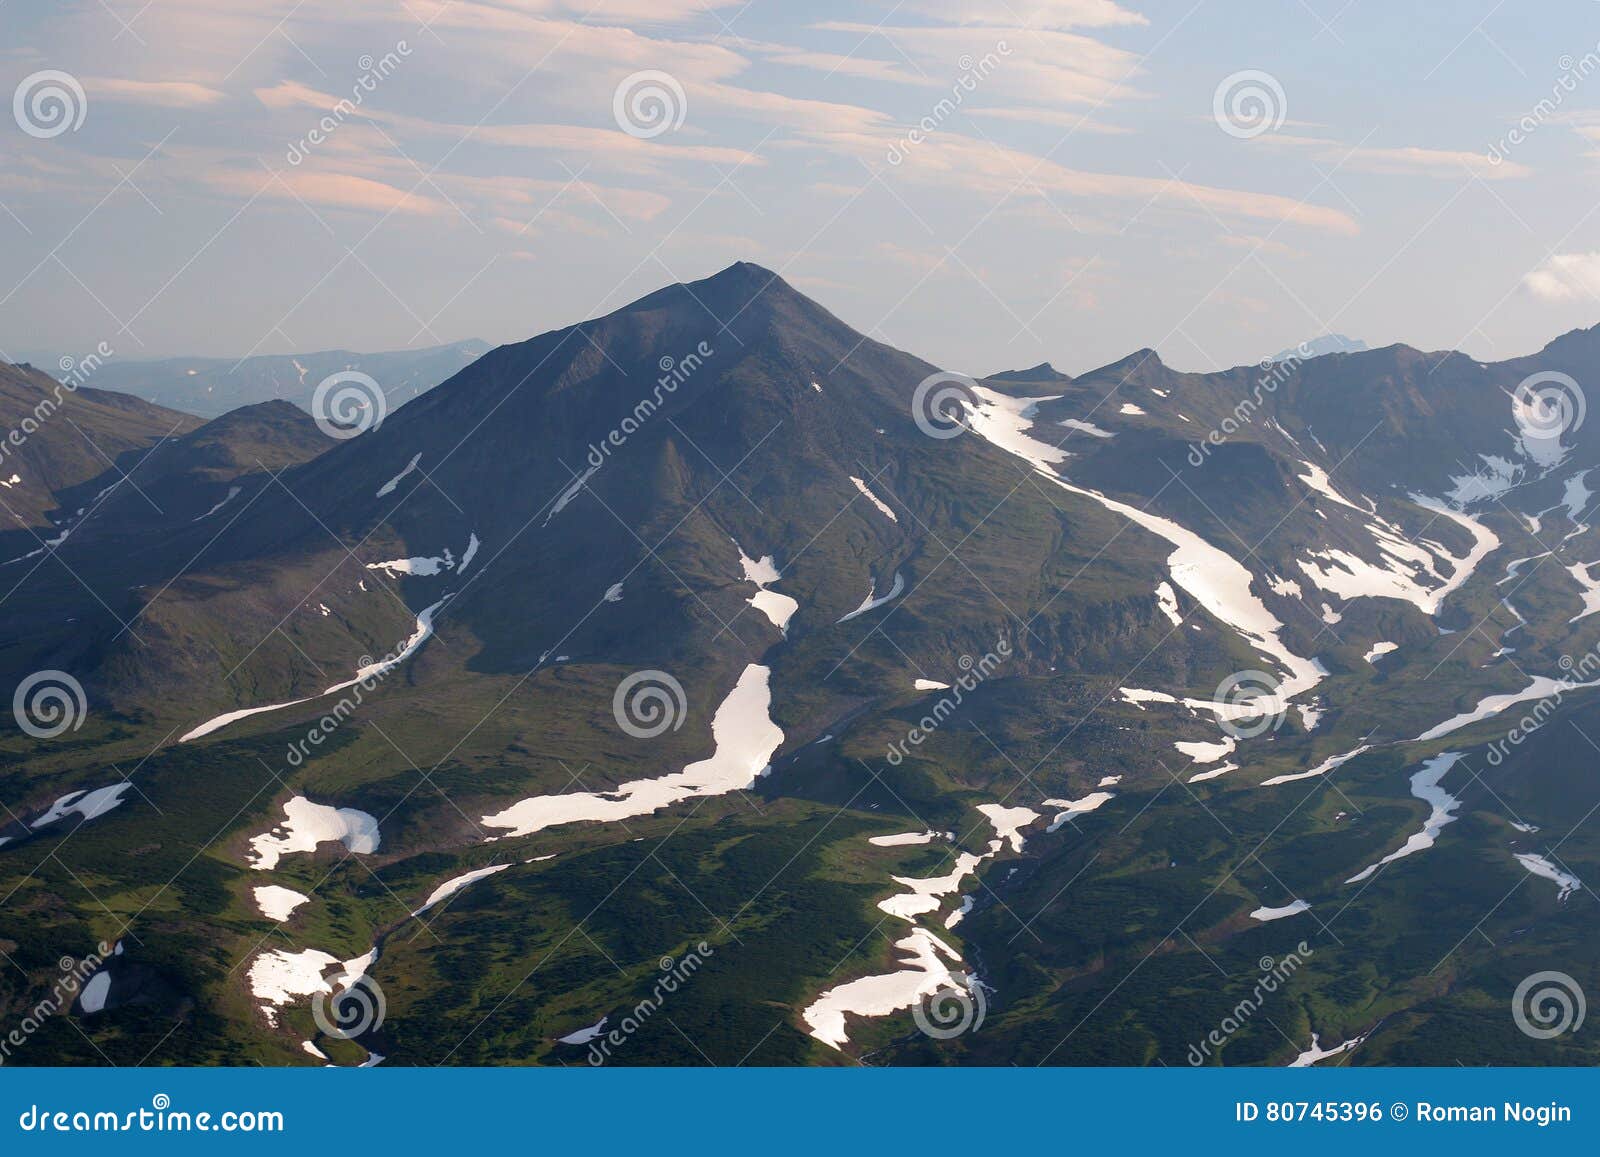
(389, 4), (894, 134)
(444, 170), (672, 224)
(207, 167), (450, 216)
(968, 107), (1131, 132)
(253, 81), (764, 170)
(1566, 112), (1600, 147)
(86, 77), (228, 107)
(901, 0), (1148, 29)
(806, 128), (1358, 234)
(757, 49), (934, 86)
(1524, 253), (1600, 301)
(1345, 144), (1529, 179)
(435, 122), (763, 168)
(1261, 134), (1531, 179)
(251, 79), (329, 111)
(463, 0), (744, 22)
(816, 23), (1142, 107)
(1217, 234), (1306, 259)
(405, 2), (751, 80)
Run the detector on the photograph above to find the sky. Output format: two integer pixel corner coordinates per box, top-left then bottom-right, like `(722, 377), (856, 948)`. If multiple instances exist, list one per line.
(3, 0), (1600, 378)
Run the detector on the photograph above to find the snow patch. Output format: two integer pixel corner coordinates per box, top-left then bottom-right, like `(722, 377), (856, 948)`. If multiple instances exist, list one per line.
(1189, 761), (1239, 783)
(79, 970), (111, 1013)
(1261, 744), (1372, 787)
(849, 475), (899, 522)
(410, 864), (510, 918)
(559, 1016), (609, 1045)
(1296, 461), (1365, 511)
(1249, 900), (1309, 922)
(247, 948), (340, 1025)
(253, 884), (311, 922)
(1176, 736), (1237, 765)
(29, 783), (135, 830)
(181, 596), (450, 741)
(193, 486), (242, 521)
(1155, 581), (1182, 626)
(869, 831), (942, 847)
(366, 549), (454, 577)
(248, 796), (380, 870)
(481, 664), (783, 838)
(1290, 1032), (1365, 1067)
(1514, 852), (1582, 901)
(375, 453), (422, 497)
(1344, 753), (1463, 883)
(837, 571), (905, 623)
(1043, 790), (1115, 833)
(802, 927), (966, 1050)
(546, 465), (598, 524)
(976, 803), (1040, 853)
(1414, 676), (1600, 742)
(734, 541), (798, 634)
(1567, 560), (1600, 623)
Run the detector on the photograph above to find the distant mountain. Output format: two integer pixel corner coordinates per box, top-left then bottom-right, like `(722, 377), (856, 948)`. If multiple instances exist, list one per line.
(986, 361), (1074, 383)
(1270, 333), (1369, 361)
(5, 266), (1600, 1072)
(0, 359), (201, 530)
(41, 399), (334, 543)
(66, 341), (491, 418)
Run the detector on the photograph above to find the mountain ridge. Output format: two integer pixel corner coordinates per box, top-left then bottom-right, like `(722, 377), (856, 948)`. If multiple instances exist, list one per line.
(5, 265), (1600, 1070)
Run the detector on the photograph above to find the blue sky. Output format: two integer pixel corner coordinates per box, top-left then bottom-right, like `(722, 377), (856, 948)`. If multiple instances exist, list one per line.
(3, 0), (1599, 377)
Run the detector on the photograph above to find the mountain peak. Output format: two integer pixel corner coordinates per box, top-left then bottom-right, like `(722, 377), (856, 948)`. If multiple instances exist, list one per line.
(1536, 322), (1600, 364)
(690, 261), (795, 308)
(619, 261), (798, 324)
(707, 259), (779, 283)
(1271, 333), (1370, 362)
(1085, 347), (1164, 379)
(987, 361), (1073, 384)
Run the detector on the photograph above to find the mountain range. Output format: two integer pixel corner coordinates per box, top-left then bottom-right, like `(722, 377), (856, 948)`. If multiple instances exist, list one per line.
(18, 341), (492, 419)
(1, 263), (1596, 1068)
